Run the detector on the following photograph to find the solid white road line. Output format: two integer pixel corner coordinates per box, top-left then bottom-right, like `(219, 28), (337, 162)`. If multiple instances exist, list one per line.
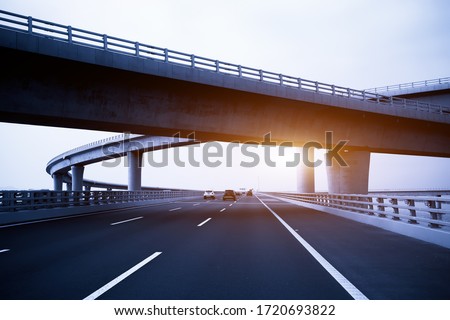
(0, 249), (10, 253)
(110, 216), (143, 226)
(193, 203), (200, 206)
(83, 251), (162, 300)
(229, 204), (233, 207)
(197, 218), (212, 227)
(169, 207), (182, 211)
(220, 208), (226, 212)
(256, 195), (368, 300)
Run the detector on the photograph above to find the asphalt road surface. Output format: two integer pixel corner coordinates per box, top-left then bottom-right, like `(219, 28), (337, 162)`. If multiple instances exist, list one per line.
(0, 193), (449, 300)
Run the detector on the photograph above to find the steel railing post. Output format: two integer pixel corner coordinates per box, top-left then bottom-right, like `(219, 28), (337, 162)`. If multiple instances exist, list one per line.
(367, 197), (374, 214)
(405, 199), (418, 224)
(377, 197), (386, 217)
(426, 200), (441, 228)
(389, 198), (400, 220)
(67, 25), (72, 44)
(27, 16), (32, 34)
(135, 42), (139, 57)
(103, 34), (108, 50)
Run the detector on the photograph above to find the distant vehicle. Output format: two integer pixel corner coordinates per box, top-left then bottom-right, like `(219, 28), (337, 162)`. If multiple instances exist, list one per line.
(203, 190), (215, 200)
(223, 189), (237, 201)
(246, 190), (253, 196)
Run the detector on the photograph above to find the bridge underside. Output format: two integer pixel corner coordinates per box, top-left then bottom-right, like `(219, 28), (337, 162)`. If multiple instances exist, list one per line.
(1, 47), (449, 194)
(1, 47), (449, 158)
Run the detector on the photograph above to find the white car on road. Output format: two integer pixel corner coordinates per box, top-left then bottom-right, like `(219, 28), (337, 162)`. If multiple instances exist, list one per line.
(203, 190), (215, 200)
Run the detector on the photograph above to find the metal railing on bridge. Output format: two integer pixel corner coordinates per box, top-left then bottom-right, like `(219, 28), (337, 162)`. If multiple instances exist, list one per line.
(0, 189), (203, 212)
(365, 77), (450, 94)
(46, 133), (130, 167)
(0, 10), (449, 116)
(268, 192), (450, 230)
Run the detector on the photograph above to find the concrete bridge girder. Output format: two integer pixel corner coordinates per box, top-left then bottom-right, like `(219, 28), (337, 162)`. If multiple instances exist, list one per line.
(1, 30), (449, 160)
(3, 47), (449, 158)
(1, 28), (450, 194)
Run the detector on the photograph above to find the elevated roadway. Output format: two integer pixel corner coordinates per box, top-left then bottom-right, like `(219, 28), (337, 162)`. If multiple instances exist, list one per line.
(46, 133), (198, 191)
(366, 77), (450, 106)
(1, 10), (449, 194)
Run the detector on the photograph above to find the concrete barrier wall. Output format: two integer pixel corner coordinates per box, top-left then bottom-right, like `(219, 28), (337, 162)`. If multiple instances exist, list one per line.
(0, 196), (198, 226)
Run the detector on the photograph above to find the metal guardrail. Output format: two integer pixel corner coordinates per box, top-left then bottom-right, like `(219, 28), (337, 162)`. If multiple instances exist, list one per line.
(46, 133), (133, 168)
(0, 10), (449, 116)
(365, 77), (450, 94)
(0, 190), (203, 212)
(268, 192), (450, 229)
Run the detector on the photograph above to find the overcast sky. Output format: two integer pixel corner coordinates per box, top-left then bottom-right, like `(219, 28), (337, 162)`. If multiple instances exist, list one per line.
(0, 0), (449, 192)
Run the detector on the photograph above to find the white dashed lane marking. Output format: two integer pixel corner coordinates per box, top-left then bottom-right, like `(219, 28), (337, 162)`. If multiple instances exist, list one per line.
(110, 217), (143, 226)
(197, 218), (212, 227)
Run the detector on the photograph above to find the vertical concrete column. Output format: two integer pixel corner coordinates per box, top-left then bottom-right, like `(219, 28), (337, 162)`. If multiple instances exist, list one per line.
(128, 151), (143, 191)
(71, 165), (85, 191)
(52, 173), (63, 191)
(326, 150), (370, 194)
(296, 147), (315, 193)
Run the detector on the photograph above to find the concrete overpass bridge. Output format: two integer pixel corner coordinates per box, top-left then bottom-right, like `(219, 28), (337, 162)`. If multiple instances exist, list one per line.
(1, 10), (450, 195)
(46, 133), (197, 192)
(365, 77), (450, 105)
(1, 10), (450, 301)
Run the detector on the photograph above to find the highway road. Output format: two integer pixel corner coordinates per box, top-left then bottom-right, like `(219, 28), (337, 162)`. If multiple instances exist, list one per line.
(0, 193), (449, 300)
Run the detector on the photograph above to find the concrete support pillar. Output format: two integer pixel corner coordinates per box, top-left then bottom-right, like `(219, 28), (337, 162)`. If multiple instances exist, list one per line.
(66, 182), (72, 191)
(84, 185), (91, 191)
(326, 150), (370, 194)
(52, 173), (63, 191)
(297, 147), (315, 193)
(71, 165), (85, 191)
(127, 151), (143, 191)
